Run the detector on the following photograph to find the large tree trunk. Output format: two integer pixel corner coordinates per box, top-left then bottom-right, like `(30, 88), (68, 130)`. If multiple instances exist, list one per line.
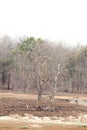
(36, 79), (49, 110)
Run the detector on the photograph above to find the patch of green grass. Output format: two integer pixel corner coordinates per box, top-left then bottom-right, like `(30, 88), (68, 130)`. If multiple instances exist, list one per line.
(21, 125), (29, 129)
(78, 125), (87, 128)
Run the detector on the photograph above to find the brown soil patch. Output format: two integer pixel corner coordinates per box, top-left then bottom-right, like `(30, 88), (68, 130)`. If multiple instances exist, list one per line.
(0, 92), (87, 117)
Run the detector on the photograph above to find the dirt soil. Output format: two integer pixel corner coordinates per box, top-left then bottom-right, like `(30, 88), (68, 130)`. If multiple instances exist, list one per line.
(0, 92), (87, 117)
(0, 92), (87, 130)
(0, 121), (87, 130)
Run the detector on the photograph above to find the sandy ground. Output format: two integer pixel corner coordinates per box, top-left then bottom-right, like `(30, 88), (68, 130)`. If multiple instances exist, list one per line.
(0, 91), (87, 100)
(0, 121), (87, 130)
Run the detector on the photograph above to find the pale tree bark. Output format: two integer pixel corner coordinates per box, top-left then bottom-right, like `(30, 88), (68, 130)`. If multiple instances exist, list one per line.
(49, 64), (61, 109)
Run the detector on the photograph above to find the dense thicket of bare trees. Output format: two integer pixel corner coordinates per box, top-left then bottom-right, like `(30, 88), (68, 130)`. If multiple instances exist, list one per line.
(0, 36), (87, 98)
